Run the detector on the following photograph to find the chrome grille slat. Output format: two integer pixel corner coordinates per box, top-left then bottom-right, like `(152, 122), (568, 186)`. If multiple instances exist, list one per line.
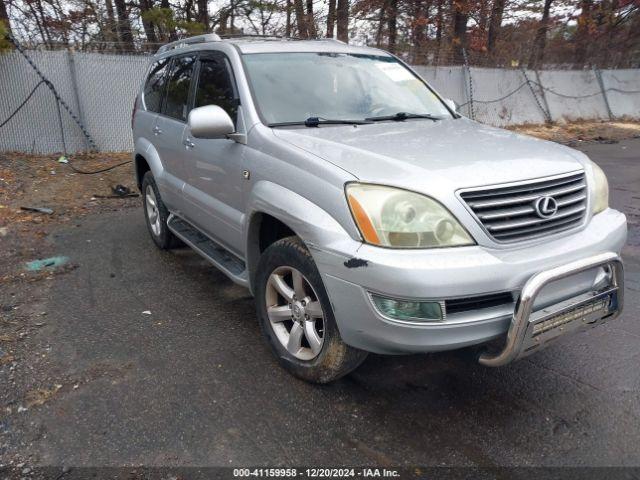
(479, 192), (587, 221)
(460, 172), (588, 243)
(467, 182), (586, 209)
(492, 214), (584, 240)
(462, 174), (585, 200)
(486, 205), (586, 232)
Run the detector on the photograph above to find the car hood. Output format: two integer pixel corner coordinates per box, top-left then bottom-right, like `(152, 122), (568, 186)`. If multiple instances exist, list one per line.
(272, 118), (589, 191)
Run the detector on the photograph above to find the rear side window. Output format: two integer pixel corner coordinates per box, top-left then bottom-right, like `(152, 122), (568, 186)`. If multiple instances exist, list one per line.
(163, 55), (196, 121)
(143, 58), (170, 113)
(194, 57), (238, 122)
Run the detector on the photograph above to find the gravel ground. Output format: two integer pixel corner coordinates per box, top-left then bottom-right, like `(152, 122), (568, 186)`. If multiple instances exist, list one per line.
(0, 135), (638, 478)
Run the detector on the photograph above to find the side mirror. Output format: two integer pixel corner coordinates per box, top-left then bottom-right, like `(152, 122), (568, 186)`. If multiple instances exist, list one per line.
(443, 98), (458, 112)
(188, 105), (235, 139)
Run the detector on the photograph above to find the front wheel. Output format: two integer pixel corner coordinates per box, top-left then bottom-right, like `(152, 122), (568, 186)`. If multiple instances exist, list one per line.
(255, 237), (368, 384)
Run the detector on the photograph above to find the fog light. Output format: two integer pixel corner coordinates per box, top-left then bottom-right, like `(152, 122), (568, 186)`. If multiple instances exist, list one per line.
(370, 294), (443, 322)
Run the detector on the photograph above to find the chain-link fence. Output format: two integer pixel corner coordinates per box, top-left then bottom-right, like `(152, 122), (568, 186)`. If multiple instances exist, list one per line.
(0, 44), (149, 154)
(1, 43), (639, 154)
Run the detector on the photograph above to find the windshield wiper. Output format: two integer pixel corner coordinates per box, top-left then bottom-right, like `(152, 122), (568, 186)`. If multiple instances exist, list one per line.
(365, 112), (443, 122)
(269, 117), (373, 128)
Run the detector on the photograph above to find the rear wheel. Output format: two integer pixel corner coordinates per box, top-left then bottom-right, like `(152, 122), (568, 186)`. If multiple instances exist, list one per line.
(141, 171), (179, 249)
(255, 237), (368, 383)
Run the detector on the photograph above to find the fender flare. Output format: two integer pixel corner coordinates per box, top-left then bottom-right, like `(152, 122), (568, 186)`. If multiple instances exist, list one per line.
(134, 137), (164, 188)
(244, 180), (359, 292)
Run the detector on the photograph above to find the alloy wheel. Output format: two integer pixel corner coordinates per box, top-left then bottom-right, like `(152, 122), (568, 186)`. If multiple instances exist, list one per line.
(265, 266), (325, 361)
(145, 185), (161, 237)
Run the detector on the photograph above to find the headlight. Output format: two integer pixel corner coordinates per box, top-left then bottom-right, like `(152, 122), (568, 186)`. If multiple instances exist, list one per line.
(591, 161), (609, 215)
(345, 183), (474, 248)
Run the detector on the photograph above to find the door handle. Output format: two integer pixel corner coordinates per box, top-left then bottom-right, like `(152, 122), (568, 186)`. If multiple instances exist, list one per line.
(152, 126), (162, 135)
(183, 138), (195, 149)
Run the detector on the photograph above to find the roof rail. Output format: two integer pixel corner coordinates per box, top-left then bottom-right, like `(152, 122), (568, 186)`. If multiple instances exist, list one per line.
(157, 33), (221, 54)
(219, 34), (296, 40)
(218, 34), (344, 43)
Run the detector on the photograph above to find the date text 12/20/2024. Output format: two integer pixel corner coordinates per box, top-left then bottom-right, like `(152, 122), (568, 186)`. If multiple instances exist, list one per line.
(233, 468), (401, 477)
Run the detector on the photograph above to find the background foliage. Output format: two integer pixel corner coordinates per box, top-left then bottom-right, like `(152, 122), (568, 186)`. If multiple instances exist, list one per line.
(0, 0), (639, 66)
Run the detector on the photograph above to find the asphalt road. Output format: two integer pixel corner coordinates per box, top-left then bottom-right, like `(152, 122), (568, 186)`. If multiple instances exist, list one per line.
(3, 139), (640, 470)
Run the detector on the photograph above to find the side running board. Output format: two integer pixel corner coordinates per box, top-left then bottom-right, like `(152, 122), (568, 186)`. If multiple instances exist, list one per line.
(167, 214), (248, 287)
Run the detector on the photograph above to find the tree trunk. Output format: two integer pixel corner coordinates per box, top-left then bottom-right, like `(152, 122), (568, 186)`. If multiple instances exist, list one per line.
(293, 0), (307, 37)
(218, 8), (229, 34)
(387, 0), (397, 53)
(34, 0), (54, 45)
(0, 0), (12, 38)
(452, 0), (469, 63)
(336, 0), (348, 42)
(139, 0), (158, 45)
(487, 0), (505, 52)
(574, 0), (592, 65)
(375, 1), (386, 47)
(528, 0), (553, 68)
(159, 0), (177, 40)
(197, 0), (208, 30)
(286, 0), (292, 36)
(326, 0), (336, 37)
(477, 0), (489, 46)
(184, 0), (194, 21)
(435, 0), (443, 63)
(113, 0), (135, 49)
(306, 0), (317, 37)
(411, 0), (429, 64)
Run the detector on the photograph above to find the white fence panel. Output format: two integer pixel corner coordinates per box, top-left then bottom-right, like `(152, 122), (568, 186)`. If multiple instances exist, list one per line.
(601, 69), (640, 119)
(1, 49), (639, 154)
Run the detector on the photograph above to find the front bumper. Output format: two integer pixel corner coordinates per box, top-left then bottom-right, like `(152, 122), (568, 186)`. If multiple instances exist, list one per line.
(313, 208), (627, 357)
(478, 251), (623, 366)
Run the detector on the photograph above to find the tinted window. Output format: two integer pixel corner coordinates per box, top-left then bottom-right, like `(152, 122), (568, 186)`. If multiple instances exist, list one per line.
(164, 55), (196, 121)
(194, 57), (238, 122)
(143, 58), (169, 113)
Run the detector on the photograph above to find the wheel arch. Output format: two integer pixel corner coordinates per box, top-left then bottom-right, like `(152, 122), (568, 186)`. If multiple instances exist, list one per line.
(244, 180), (358, 294)
(134, 138), (164, 191)
(135, 153), (150, 190)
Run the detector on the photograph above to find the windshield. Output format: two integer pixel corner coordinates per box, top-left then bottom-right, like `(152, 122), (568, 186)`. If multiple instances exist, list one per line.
(242, 52), (452, 126)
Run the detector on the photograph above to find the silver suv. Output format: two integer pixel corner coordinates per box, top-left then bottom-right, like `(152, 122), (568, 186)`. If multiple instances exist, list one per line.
(132, 34), (627, 383)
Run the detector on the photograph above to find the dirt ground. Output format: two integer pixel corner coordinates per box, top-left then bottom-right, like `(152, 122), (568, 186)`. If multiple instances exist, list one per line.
(0, 152), (139, 284)
(511, 120), (640, 145)
(1, 120), (638, 284)
(0, 121), (638, 475)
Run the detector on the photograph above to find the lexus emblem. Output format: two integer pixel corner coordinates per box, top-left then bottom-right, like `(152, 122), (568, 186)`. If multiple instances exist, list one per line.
(534, 196), (559, 219)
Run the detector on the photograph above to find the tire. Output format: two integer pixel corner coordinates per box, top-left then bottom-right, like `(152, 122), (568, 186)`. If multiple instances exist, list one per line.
(255, 236), (368, 384)
(141, 171), (179, 250)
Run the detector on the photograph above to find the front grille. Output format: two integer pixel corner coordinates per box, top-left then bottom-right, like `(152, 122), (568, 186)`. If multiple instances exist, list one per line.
(459, 172), (588, 243)
(445, 291), (514, 315)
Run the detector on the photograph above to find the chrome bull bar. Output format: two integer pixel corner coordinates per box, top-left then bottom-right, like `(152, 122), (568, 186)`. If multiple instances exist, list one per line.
(479, 252), (624, 367)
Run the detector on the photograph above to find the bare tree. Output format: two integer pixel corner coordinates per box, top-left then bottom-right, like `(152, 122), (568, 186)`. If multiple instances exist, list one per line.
(139, 0), (158, 44)
(336, 0), (348, 41)
(434, 0), (443, 62)
(305, 0), (317, 36)
(197, 0), (208, 29)
(327, 0), (336, 36)
(574, 0), (592, 64)
(452, 0), (469, 63)
(486, 0), (505, 52)
(528, 0), (553, 68)
(410, 0), (429, 63)
(293, 0), (308, 36)
(387, 0), (397, 52)
(113, 0), (134, 48)
(286, 0), (292, 36)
